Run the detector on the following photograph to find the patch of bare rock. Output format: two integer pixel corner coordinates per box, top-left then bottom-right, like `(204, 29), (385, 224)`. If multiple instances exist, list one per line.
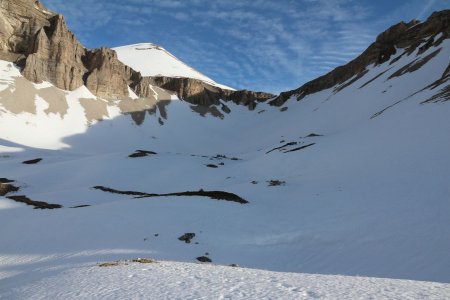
(178, 233), (196, 243)
(196, 256), (212, 263)
(22, 158), (42, 164)
(6, 195), (62, 209)
(93, 185), (249, 204)
(128, 150), (157, 158)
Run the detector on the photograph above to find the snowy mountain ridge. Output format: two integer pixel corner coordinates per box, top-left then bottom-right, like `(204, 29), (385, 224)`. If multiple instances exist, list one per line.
(113, 43), (234, 90)
(1, 1), (450, 299)
(271, 10), (450, 105)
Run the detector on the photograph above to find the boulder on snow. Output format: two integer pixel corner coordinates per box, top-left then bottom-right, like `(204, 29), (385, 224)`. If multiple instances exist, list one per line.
(196, 256), (212, 263)
(128, 150), (157, 158)
(22, 158), (42, 164)
(178, 233), (196, 243)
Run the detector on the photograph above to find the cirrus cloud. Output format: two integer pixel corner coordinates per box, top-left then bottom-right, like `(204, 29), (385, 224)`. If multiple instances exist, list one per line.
(41, 0), (449, 93)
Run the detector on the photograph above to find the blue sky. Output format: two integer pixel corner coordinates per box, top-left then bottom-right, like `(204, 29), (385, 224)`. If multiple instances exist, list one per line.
(40, 0), (449, 94)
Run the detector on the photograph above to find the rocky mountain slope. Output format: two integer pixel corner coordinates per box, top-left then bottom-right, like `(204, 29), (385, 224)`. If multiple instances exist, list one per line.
(270, 10), (450, 105)
(0, 0), (272, 106)
(1, 1), (450, 298)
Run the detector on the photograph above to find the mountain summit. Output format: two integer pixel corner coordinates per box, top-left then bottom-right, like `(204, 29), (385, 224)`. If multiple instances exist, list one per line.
(113, 43), (234, 90)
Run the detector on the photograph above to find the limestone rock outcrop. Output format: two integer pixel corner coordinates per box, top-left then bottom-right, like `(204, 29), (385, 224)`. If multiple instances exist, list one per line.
(224, 89), (274, 109)
(0, 0), (53, 56)
(0, 0), (138, 98)
(22, 14), (87, 91)
(84, 48), (140, 99)
(149, 76), (223, 105)
(142, 76), (273, 107)
(0, 0), (88, 91)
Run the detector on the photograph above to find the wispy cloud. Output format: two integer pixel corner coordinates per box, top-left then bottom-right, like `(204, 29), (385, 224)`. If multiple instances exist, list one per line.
(417, 0), (438, 19)
(40, 0), (448, 94)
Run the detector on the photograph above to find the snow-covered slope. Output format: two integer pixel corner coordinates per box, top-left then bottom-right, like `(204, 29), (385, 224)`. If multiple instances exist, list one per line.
(1, 14), (450, 298)
(2, 260), (449, 299)
(114, 43), (234, 90)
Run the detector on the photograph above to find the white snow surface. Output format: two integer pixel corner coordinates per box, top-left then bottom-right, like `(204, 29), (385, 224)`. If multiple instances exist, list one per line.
(2, 260), (449, 300)
(114, 43), (235, 90)
(1, 39), (450, 298)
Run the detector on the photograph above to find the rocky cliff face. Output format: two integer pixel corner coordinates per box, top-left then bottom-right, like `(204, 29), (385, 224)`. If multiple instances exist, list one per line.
(0, 0), (53, 57)
(0, 0), (135, 98)
(84, 48), (141, 99)
(142, 76), (273, 108)
(0, 0), (272, 106)
(22, 14), (86, 91)
(270, 10), (450, 106)
(224, 89), (274, 109)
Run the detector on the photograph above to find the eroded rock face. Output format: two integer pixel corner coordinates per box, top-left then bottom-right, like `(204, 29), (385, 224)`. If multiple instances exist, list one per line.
(144, 76), (273, 108)
(22, 14), (87, 91)
(225, 89), (274, 110)
(84, 48), (140, 99)
(149, 76), (223, 105)
(270, 10), (450, 106)
(0, 0), (87, 91)
(0, 0), (53, 55)
(0, 0), (135, 97)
